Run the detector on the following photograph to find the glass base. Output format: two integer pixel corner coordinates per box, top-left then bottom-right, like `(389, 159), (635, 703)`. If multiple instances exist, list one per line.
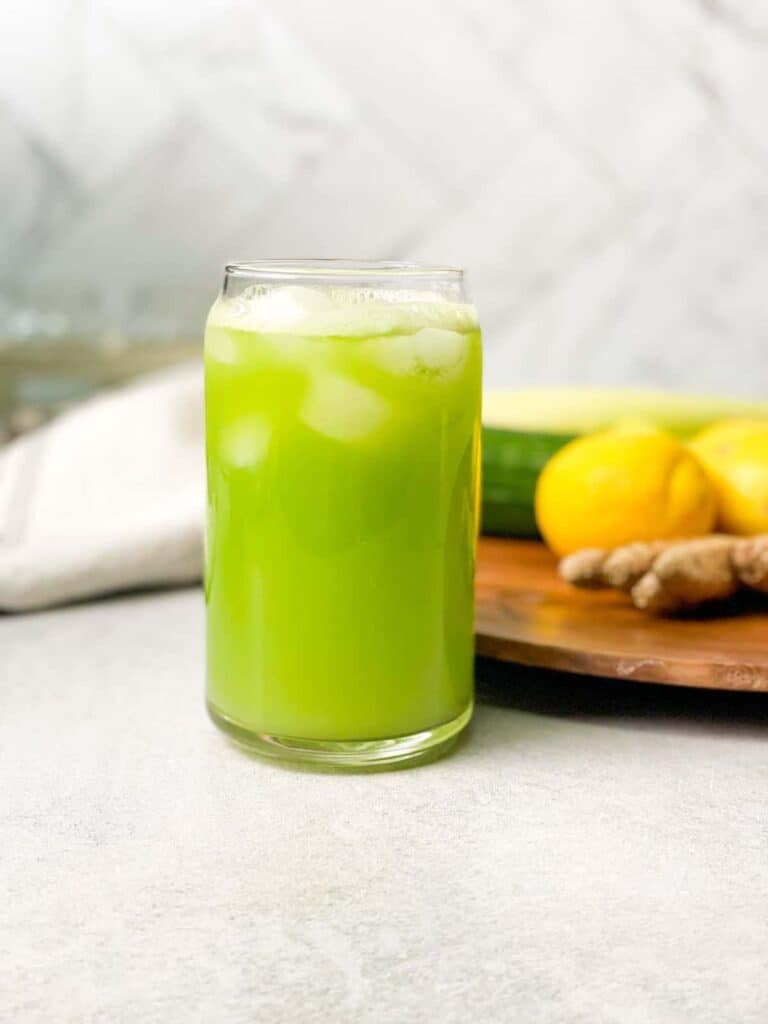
(207, 700), (473, 771)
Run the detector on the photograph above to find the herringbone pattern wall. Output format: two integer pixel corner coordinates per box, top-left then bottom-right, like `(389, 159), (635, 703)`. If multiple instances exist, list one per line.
(2, 0), (767, 395)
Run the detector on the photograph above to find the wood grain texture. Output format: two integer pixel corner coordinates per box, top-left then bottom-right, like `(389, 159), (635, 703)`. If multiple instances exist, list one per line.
(475, 537), (768, 691)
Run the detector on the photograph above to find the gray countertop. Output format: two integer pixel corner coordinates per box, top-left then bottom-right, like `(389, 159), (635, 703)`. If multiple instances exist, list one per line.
(3, 588), (768, 1023)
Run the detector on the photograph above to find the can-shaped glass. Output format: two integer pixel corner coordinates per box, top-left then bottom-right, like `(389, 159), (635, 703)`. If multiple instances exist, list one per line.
(205, 261), (482, 768)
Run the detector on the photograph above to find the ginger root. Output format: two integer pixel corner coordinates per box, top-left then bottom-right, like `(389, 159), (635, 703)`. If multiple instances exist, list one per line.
(560, 534), (768, 613)
(732, 536), (768, 594)
(561, 540), (676, 591)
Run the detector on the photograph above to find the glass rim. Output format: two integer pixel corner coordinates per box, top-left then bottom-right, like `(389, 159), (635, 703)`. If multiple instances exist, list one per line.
(224, 259), (464, 279)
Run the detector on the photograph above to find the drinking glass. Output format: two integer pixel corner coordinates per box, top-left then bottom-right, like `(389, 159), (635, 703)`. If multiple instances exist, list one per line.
(205, 260), (482, 768)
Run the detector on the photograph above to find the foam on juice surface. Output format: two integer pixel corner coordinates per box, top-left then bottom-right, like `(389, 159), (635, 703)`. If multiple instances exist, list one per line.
(206, 285), (479, 338)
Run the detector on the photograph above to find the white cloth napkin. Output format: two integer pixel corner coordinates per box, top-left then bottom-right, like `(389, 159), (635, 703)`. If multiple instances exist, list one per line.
(0, 363), (205, 612)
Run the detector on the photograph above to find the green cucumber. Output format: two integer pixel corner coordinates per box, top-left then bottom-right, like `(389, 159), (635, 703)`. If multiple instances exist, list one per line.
(481, 427), (575, 537)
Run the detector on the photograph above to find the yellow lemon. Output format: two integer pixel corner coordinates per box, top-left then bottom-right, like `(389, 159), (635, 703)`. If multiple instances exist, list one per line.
(690, 419), (768, 535)
(535, 429), (716, 556)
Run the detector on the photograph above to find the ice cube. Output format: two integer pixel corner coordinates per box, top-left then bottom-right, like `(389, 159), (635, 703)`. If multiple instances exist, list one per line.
(205, 326), (242, 365)
(300, 373), (389, 442)
(412, 328), (467, 373)
(220, 415), (271, 469)
(367, 328), (467, 379)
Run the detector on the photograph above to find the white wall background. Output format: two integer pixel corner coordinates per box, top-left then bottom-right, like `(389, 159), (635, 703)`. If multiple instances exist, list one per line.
(1, 0), (767, 396)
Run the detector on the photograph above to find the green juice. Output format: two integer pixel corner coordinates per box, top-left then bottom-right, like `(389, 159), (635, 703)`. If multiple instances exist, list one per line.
(205, 282), (481, 758)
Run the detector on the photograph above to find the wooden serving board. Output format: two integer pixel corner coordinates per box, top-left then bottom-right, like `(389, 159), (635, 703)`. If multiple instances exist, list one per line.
(475, 537), (768, 692)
